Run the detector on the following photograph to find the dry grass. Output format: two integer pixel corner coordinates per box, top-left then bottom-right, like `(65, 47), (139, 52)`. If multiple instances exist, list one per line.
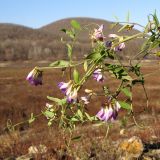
(0, 61), (160, 159)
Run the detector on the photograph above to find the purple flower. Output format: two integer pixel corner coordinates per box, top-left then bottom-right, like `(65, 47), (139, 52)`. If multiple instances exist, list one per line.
(58, 81), (78, 103)
(26, 68), (43, 86)
(108, 34), (125, 52)
(67, 88), (78, 103)
(96, 101), (121, 122)
(96, 107), (113, 121)
(93, 69), (104, 82)
(91, 24), (105, 42)
(105, 41), (112, 48)
(58, 80), (72, 94)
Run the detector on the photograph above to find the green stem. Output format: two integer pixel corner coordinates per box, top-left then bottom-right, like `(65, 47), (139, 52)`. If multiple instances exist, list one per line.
(112, 32), (145, 48)
(104, 124), (110, 139)
(77, 53), (106, 91)
(117, 21), (145, 28)
(142, 84), (149, 109)
(5, 113), (43, 131)
(113, 80), (124, 98)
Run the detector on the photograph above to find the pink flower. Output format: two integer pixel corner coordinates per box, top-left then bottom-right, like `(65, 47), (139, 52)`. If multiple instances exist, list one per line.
(114, 42), (125, 51)
(81, 96), (90, 104)
(91, 25), (105, 42)
(108, 34), (119, 38)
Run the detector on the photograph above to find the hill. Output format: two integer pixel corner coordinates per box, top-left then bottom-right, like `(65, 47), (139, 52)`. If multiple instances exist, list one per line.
(0, 18), (144, 61)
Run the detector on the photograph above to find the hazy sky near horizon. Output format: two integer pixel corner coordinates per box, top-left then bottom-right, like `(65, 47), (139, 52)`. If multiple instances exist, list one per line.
(0, 0), (160, 28)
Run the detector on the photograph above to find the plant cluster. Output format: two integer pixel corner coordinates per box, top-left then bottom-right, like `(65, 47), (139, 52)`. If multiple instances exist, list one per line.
(9, 12), (160, 133)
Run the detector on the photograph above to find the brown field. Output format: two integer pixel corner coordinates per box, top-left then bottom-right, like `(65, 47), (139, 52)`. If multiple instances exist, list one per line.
(0, 61), (160, 159)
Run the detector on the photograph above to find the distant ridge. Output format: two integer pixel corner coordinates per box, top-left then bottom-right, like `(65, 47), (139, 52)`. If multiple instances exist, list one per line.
(0, 17), (144, 61)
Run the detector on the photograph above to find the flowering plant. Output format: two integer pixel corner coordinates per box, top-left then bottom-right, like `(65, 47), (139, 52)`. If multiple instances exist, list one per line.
(9, 12), (160, 135)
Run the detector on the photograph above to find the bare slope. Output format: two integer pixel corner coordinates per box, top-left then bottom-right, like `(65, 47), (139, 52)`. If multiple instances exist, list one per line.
(0, 18), (143, 61)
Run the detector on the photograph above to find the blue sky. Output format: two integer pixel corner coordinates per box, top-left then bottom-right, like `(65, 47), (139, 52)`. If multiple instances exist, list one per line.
(0, 0), (160, 28)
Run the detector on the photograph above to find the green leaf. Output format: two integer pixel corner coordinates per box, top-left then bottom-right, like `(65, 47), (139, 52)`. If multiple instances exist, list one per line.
(85, 112), (92, 121)
(71, 117), (79, 122)
(66, 44), (72, 59)
(121, 88), (132, 98)
(71, 136), (81, 141)
(119, 101), (131, 110)
(76, 109), (83, 121)
(122, 75), (133, 81)
(118, 25), (128, 32)
(110, 22), (119, 29)
(73, 69), (80, 83)
(49, 60), (70, 68)
(28, 113), (35, 124)
(61, 28), (75, 39)
(44, 110), (55, 118)
(48, 120), (53, 126)
(113, 15), (119, 21)
(47, 96), (66, 105)
(71, 20), (81, 30)
(83, 60), (88, 72)
(153, 10), (159, 27)
(156, 51), (160, 57)
(66, 30), (75, 39)
(61, 28), (67, 33)
(126, 11), (130, 22)
(86, 52), (102, 61)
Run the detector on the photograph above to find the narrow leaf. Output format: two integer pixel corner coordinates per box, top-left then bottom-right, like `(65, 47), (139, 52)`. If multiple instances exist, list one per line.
(73, 69), (80, 83)
(47, 96), (66, 105)
(28, 113), (35, 124)
(49, 60), (70, 68)
(113, 15), (119, 21)
(66, 44), (72, 59)
(71, 136), (81, 141)
(83, 60), (88, 72)
(85, 112), (92, 121)
(77, 109), (83, 120)
(118, 25), (128, 32)
(126, 11), (130, 22)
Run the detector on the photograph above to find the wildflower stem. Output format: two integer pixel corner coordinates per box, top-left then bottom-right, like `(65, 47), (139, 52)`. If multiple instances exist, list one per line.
(113, 80), (124, 98)
(117, 21), (145, 28)
(142, 84), (149, 109)
(132, 115), (144, 129)
(77, 53), (106, 91)
(104, 124), (110, 139)
(6, 113), (43, 130)
(112, 32), (145, 49)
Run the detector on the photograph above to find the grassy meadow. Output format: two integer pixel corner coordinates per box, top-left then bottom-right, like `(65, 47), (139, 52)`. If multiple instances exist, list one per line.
(0, 60), (160, 159)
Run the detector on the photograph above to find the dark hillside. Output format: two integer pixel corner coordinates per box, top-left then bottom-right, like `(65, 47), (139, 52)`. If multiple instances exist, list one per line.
(41, 17), (145, 59)
(0, 18), (144, 61)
